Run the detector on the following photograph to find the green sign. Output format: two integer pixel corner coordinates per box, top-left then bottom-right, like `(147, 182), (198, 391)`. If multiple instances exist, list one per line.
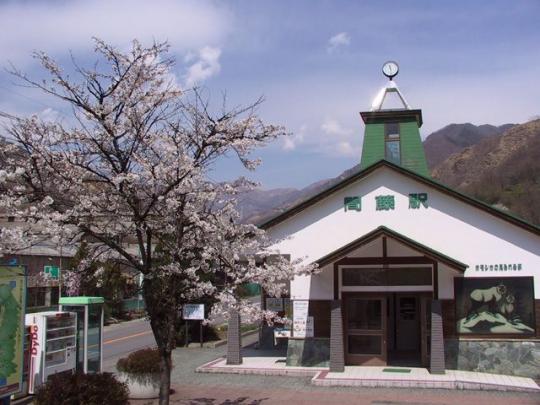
(409, 193), (428, 209)
(0, 266), (26, 397)
(375, 195), (395, 211)
(344, 196), (361, 212)
(44, 265), (59, 280)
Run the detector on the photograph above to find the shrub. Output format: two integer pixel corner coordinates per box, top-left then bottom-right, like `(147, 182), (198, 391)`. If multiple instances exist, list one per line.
(117, 348), (162, 375)
(35, 372), (128, 405)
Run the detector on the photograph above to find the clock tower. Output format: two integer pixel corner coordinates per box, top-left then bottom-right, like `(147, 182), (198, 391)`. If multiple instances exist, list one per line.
(359, 62), (429, 177)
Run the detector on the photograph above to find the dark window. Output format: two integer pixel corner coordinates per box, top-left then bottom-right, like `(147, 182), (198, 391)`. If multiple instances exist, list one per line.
(385, 123), (400, 164)
(342, 267), (432, 286)
(7, 216), (15, 222)
(27, 287), (48, 308)
(50, 287), (60, 305)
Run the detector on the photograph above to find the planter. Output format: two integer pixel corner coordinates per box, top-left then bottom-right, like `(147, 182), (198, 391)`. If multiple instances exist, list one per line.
(116, 371), (160, 399)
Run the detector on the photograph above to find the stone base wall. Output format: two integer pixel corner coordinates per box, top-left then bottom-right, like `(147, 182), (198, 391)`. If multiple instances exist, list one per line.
(286, 338), (330, 367)
(445, 339), (540, 379)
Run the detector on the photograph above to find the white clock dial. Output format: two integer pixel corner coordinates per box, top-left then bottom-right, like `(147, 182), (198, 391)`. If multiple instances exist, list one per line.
(382, 61), (399, 78)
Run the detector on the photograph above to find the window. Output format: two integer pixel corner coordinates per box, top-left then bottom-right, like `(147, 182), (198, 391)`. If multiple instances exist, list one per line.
(342, 267), (432, 286)
(27, 287), (48, 308)
(385, 122), (400, 165)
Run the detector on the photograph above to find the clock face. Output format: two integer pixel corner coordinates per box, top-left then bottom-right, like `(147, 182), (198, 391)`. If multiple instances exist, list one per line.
(382, 61), (399, 78)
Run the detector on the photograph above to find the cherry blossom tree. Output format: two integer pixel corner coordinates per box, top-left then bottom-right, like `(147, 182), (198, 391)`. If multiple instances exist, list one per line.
(0, 39), (314, 404)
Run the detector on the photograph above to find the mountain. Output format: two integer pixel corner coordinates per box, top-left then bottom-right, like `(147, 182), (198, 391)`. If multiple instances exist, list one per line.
(240, 120), (539, 226)
(432, 119), (540, 225)
(423, 123), (514, 169)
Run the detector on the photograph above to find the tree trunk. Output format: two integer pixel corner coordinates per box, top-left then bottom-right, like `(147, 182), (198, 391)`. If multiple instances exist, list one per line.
(158, 349), (173, 405)
(143, 278), (178, 405)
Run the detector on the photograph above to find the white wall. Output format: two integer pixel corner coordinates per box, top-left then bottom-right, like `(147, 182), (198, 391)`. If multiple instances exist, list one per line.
(268, 167), (540, 298)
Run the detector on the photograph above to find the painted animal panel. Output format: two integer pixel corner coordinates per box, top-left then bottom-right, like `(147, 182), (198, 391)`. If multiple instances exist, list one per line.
(455, 277), (535, 335)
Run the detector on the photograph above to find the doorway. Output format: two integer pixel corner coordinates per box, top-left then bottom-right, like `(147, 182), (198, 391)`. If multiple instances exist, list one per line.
(344, 292), (431, 367)
(344, 295), (387, 365)
(387, 293), (421, 366)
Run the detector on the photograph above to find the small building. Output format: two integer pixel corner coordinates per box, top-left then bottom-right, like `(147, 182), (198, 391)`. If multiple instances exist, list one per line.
(254, 65), (540, 378)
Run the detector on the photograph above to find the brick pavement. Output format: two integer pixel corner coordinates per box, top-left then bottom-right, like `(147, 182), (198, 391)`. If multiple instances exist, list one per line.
(111, 334), (540, 405)
(131, 384), (540, 405)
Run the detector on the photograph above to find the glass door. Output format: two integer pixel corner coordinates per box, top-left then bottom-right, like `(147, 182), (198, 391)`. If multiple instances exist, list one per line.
(345, 295), (387, 365)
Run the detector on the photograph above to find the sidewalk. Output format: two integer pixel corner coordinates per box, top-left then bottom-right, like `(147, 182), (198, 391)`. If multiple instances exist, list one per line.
(126, 335), (539, 404)
(196, 348), (540, 393)
(131, 383), (540, 405)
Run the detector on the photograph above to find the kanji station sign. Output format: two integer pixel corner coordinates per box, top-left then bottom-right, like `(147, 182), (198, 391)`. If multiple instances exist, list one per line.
(344, 193), (429, 212)
(344, 196), (361, 211)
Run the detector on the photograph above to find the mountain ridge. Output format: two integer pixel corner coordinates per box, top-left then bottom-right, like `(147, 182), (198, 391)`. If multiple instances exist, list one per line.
(240, 120), (538, 226)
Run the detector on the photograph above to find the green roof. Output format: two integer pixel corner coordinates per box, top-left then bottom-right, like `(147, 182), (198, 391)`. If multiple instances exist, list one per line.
(59, 296), (105, 305)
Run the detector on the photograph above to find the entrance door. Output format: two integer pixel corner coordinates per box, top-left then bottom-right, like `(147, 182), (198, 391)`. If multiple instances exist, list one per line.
(344, 295), (387, 365)
(395, 294), (419, 351)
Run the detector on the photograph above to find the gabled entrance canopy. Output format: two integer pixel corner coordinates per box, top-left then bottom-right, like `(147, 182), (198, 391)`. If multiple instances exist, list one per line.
(315, 225), (468, 272)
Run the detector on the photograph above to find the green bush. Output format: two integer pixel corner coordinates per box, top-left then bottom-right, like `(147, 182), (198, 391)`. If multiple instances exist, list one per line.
(34, 372), (128, 405)
(117, 348), (161, 375)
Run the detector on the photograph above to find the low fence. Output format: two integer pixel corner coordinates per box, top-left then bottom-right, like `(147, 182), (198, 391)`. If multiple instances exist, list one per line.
(121, 297), (146, 312)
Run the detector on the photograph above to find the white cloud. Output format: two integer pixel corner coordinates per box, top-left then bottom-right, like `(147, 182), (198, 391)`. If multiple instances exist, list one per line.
(321, 118), (352, 137)
(184, 46), (222, 88)
(336, 141), (359, 157)
(0, 0), (231, 64)
(282, 124), (307, 151)
(327, 32), (350, 53)
(37, 108), (60, 122)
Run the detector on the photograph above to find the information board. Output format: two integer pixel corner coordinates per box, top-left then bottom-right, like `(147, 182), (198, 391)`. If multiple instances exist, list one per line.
(182, 303), (205, 320)
(292, 300), (313, 338)
(0, 266), (26, 398)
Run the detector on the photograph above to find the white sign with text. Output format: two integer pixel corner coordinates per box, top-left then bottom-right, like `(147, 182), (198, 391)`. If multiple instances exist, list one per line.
(292, 300), (313, 337)
(182, 304), (205, 320)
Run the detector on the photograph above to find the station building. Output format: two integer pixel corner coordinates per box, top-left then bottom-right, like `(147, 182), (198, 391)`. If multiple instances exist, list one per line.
(246, 70), (540, 378)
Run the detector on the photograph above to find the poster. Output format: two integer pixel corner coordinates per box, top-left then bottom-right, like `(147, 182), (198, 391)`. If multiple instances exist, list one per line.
(182, 304), (205, 320)
(292, 300), (313, 337)
(266, 298), (283, 312)
(0, 266), (26, 397)
(455, 277), (535, 335)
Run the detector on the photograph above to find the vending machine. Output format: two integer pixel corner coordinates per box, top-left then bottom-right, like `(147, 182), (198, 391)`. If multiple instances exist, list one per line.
(25, 311), (77, 394)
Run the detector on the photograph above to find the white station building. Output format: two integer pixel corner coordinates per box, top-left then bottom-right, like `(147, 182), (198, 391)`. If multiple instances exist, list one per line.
(233, 63), (540, 378)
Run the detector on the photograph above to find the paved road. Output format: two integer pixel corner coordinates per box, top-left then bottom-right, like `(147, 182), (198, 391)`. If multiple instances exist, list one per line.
(102, 296), (261, 370)
(102, 318), (156, 371)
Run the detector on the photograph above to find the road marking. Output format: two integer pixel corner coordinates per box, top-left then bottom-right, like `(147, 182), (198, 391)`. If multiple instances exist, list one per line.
(104, 330), (153, 345)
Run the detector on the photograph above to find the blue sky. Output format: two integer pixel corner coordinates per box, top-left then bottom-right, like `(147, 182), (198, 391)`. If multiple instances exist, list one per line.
(0, 0), (539, 188)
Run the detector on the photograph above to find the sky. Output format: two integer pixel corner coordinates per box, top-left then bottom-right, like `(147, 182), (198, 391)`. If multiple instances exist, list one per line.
(0, 0), (539, 189)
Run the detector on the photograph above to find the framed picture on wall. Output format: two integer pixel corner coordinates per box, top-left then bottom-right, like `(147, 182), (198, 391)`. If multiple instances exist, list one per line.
(454, 277), (535, 335)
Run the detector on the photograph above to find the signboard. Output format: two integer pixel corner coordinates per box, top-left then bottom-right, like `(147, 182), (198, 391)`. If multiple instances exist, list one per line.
(455, 277), (535, 335)
(182, 304), (204, 320)
(292, 300), (313, 338)
(43, 265), (59, 280)
(0, 265), (26, 398)
(266, 298), (283, 312)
